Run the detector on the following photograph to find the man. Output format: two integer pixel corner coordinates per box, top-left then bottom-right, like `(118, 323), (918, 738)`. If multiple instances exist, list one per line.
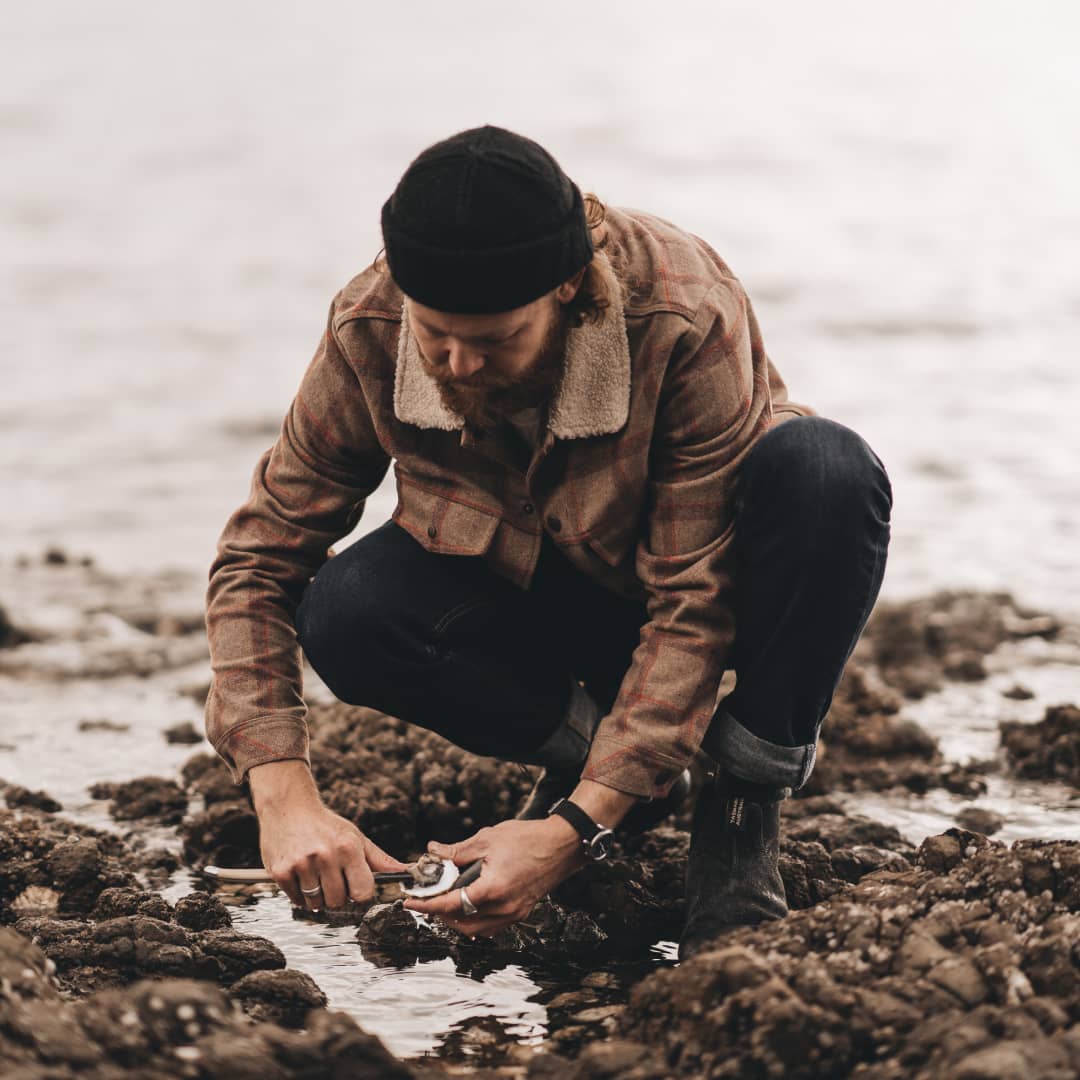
(205, 125), (892, 959)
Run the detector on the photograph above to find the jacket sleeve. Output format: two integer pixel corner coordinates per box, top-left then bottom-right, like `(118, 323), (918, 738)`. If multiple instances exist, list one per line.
(581, 281), (774, 799)
(204, 298), (391, 783)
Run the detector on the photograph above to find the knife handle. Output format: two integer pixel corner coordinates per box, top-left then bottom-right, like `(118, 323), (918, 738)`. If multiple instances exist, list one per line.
(451, 859), (484, 890)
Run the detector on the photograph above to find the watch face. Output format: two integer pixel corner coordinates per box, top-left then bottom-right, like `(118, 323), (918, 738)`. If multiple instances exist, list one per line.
(589, 829), (614, 861)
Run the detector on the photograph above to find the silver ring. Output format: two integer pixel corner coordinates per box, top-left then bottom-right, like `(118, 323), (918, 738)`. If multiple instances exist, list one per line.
(460, 887), (478, 916)
(300, 884), (322, 896)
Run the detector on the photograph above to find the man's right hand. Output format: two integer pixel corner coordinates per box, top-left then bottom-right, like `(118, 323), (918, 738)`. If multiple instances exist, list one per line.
(247, 759), (407, 912)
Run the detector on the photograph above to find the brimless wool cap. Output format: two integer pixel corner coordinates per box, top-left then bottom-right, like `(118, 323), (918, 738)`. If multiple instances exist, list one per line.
(381, 125), (594, 314)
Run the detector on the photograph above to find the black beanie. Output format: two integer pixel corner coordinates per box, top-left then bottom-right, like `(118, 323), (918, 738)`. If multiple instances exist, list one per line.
(381, 125), (594, 314)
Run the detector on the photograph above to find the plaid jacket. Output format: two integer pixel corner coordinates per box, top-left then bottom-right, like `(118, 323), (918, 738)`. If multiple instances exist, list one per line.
(205, 206), (814, 798)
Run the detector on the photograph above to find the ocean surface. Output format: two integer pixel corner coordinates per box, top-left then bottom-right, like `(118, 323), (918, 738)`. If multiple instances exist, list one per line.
(4, 0), (1080, 615)
(4, 0), (1080, 1062)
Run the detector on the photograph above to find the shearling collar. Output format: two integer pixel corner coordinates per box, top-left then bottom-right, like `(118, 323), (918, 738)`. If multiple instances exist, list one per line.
(393, 252), (630, 440)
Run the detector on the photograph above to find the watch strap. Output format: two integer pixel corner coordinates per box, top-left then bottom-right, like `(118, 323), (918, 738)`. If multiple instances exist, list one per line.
(548, 797), (603, 842)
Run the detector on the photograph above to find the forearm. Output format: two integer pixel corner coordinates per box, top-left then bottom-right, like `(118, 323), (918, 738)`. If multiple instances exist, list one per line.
(247, 759), (321, 816)
(569, 778), (638, 830)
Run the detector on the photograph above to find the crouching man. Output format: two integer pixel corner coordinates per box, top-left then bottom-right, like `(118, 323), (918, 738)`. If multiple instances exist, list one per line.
(205, 125), (892, 959)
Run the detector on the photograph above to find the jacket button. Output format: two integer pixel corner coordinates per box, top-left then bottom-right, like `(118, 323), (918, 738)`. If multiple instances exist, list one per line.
(427, 525), (437, 539)
(523, 502), (534, 514)
(547, 515), (562, 533)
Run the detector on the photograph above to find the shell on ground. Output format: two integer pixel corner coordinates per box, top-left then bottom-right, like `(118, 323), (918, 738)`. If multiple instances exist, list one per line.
(10, 885), (61, 915)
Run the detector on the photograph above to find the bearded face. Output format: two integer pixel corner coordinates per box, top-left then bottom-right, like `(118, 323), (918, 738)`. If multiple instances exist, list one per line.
(409, 293), (572, 431)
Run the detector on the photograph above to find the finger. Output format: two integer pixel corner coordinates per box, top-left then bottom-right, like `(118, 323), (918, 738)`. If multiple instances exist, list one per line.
(404, 875), (496, 917)
(344, 845), (376, 903)
(272, 867), (303, 909)
(316, 854), (348, 910)
(363, 837), (409, 874)
(428, 829), (489, 867)
(295, 865), (323, 913)
(403, 890), (464, 917)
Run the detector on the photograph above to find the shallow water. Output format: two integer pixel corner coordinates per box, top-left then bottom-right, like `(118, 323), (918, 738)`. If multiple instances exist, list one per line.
(4, 0), (1080, 1063)
(4, 562), (1078, 1057)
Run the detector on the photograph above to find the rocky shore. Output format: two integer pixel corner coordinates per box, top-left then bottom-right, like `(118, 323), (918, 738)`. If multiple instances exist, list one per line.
(2, 557), (1079, 1077)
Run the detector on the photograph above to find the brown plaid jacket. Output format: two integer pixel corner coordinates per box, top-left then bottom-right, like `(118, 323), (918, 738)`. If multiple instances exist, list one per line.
(205, 206), (814, 798)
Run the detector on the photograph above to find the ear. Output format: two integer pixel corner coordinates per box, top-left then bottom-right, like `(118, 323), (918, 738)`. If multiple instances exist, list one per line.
(554, 266), (587, 304)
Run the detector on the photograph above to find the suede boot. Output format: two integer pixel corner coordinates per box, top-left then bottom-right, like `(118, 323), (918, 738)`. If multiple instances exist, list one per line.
(678, 771), (789, 961)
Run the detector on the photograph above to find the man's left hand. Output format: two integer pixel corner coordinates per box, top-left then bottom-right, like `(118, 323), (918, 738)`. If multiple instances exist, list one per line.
(402, 816), (585, 937)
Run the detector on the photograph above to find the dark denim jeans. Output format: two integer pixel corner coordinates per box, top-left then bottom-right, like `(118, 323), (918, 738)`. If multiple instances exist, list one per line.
(295, 416), (892, 789)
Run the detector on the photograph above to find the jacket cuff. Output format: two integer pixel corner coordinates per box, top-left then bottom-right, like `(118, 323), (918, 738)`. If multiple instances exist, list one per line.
(581, 733), (688, 800)
(212, 716), (311, 785)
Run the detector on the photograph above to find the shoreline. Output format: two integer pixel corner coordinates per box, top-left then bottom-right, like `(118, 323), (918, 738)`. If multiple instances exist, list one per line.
(2, 552), (1079, 1075)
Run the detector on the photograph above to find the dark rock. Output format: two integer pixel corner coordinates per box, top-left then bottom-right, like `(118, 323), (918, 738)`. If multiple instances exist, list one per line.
(193, 927), (286, 984)
(957, 807), (1007, 836)
(88, 774), (188, 824)
(164, 720), (204, 744)
(180, 800), (260, 867)
(181, 750), (244, 806)
(91, 886), (173, 922)
(174, 892), (233, 931)
(230, 968), (328, 1027)
(2, 783), (62, 812)
(356, 901), (451, 963)
(0, 809), (138, 920)
(0, 602), (33, 648)
(1000, 705), (1080, 788)
(77, 717), (131, 732)
(610, 836), (1080, 1080)
(862, 590), (1060, 700)
(1002, 684), (1036, 701)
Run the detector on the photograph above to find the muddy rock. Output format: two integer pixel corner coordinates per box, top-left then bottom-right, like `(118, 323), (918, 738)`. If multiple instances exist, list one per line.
(957, 807), (1007, 836)
(15, 912), (286, 993)
(799, 661), (988, 798)
(0, 601), (34, 648)
(606, 835), (1080, 1079)
(89, 774), (189, 824)
(862, 590), (1060, 700)
(180, 799), (261, 867)
(230, 968), (328, 1027)
(90, 885), (174, 922)
(1000, 704), (1080, 788)
(356, 900), (452, 963)
(528, 1039), (670, 1079)
(0, 810), (141, 920)
(78, 716), (131, 732)
(0, 927), (413, 1079)
(1, 782), (62, 812)
(163, 720), (204, 744)
(174, 891), (233, 931)
(181, 750), (244, 806)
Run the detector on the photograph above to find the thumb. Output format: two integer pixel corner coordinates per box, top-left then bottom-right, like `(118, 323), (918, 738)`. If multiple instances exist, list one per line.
(362, 837), (409, 873)
(428, 830), (488, 867)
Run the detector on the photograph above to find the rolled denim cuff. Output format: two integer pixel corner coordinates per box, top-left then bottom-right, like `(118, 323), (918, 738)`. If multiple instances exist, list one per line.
(707, 709), (817, 790)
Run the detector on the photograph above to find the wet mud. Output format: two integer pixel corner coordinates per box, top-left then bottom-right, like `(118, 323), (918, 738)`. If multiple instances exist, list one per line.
(3, 565), (1080, 1075)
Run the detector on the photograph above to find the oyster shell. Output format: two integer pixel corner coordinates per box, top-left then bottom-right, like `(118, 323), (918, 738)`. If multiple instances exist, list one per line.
(10, 885), (61, 915)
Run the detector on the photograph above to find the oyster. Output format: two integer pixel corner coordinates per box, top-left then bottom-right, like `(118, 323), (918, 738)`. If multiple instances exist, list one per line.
(10, 885), (61, 915)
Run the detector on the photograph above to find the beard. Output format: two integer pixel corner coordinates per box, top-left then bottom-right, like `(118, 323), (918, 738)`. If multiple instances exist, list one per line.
(427, 307), (570, 431)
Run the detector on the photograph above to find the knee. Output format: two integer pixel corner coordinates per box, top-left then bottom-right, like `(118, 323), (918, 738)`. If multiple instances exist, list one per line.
(743, 417), (892, 525)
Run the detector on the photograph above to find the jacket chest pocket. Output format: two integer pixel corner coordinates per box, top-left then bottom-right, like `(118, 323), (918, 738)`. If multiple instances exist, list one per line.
(393, 476), (501, 556)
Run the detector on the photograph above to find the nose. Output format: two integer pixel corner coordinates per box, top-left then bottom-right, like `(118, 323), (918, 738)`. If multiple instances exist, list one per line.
(447, 346), (485, 381)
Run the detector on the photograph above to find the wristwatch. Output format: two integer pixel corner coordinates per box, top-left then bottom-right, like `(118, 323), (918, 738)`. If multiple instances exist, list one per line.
(548, 798), (614, 861)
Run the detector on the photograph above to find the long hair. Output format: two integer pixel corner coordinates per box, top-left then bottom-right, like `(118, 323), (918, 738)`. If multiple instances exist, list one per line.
(372, 192), (613, 326)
